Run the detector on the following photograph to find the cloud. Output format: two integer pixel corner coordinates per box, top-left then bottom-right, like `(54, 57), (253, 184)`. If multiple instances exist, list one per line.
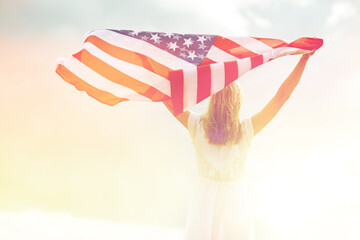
(152, 0), (252, 35)
(245, 9), (271, 29)
(327, 1), (357, 26)
(292, 0), (314, 7)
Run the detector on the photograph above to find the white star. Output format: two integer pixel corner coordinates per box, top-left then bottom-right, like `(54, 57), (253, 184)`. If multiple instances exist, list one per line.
(150, 33), (161, 43)
(173, 35), (181, 40)
(198, 54), (205, 60)
(180, 52), (187, 58)
(168, 41), (179, 51)
(141, 35), (149, 41)
(180, 47), (187, 52)
(129, 30), (141, 36)
(183, 38), (194, 48)
(187, 51), (197, 60)
(198, 43), (206, 50)
(163, 32), (173, 38)
(197, 35), (207, 44)
(205, 35), (213, 40)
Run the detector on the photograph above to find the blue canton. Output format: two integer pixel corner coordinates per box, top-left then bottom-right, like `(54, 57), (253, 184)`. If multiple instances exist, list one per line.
(110, 29), (217, 65)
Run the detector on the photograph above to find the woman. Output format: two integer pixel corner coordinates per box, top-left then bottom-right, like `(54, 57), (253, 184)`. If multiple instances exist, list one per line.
(164, 52), (314, 239)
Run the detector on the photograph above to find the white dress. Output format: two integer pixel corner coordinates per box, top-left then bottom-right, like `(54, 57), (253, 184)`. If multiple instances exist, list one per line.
(185, 111), (254, 240)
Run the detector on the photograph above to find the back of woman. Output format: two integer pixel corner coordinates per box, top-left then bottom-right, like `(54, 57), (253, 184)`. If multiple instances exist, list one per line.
(187, 86), (254, 181)
(185, 82), (255, 240)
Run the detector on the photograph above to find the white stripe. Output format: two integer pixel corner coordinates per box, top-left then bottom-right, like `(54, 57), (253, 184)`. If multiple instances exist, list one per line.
(229, 37), (274, 55)
(58, 57), (152, 102)
(261, 52), (272, 63)
(206, 46), (240, 62)
(182, 67), (198, 109)
(83, 42), (170, 96)
(271, 46), (311, 58)
(236, 58), (252, 78)
(87, 30), (194, 70)
(210, 63), (225, 95)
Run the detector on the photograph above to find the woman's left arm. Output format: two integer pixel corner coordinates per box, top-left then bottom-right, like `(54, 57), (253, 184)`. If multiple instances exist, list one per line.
(162, 102), (191, 129)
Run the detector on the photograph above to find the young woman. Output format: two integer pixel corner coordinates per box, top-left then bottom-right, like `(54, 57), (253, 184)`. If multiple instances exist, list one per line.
(164, 52), (314, 239)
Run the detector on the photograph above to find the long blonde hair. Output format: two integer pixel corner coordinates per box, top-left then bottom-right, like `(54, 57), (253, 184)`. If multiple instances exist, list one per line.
(200, 82), (243, 145)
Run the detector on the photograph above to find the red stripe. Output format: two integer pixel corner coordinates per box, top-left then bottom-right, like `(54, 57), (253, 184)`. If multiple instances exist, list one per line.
(56, 64), (129, 106)
(252, 37), (288, 49)
(213, 36), (258, 59)
(224, 61), (239, 87)
(73, 51), (82, 61)
(287, 37), (323, 51)
(250, 55), (263, 69)
(169, 70), (184, 116)
(197, 65), (211, 103)
(199, 57), (216, 65)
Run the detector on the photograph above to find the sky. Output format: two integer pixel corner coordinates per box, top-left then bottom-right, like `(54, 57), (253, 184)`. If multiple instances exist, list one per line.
(0, 0), (360, 239)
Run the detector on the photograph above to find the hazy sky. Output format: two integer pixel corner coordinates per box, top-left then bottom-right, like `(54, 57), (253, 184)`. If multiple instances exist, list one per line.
(1, 0), (359, 36)
(1, 0), (360, 239)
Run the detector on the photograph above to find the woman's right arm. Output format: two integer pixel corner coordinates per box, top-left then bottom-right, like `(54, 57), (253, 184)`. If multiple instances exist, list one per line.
(251, 53), (313, 136)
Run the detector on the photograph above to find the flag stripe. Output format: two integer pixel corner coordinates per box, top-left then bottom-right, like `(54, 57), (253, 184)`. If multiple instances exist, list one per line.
(236, 58), (252, 77)
(200, 57), (217, 66)
(213, 36), (258, 59)
(250, 55), (264, 69)
(210, 62), (225, 95)
(224, 61), (239, 87)
(206, 46), (240, 62)
(83, 41), (171, 97)
(252, 37), (288, 49)
(270, 46), (312, 58)
(287, 37), (323, 51)
(169, 70), (184, 115)
(183, 67), (198, 109)
(197, 65), (211, 103)
(229, 37), (274, 55)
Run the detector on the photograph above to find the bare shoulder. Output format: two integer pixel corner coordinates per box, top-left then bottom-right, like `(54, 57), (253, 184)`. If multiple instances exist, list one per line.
(162, 101), (191, 129)
(175, 110), (191, 129)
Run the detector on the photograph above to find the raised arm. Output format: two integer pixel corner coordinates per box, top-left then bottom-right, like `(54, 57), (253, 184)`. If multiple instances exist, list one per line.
(251, 52), (313, 136)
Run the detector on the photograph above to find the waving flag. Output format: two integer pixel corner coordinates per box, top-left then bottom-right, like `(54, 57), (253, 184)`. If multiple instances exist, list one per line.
(55, 29), (323, 115)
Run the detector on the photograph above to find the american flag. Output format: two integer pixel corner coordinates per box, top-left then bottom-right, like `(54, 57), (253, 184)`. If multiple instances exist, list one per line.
(55, 29), (323, 115)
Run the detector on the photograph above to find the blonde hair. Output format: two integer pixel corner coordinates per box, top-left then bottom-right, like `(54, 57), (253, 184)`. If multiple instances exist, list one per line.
(200, 82), (243, 145)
